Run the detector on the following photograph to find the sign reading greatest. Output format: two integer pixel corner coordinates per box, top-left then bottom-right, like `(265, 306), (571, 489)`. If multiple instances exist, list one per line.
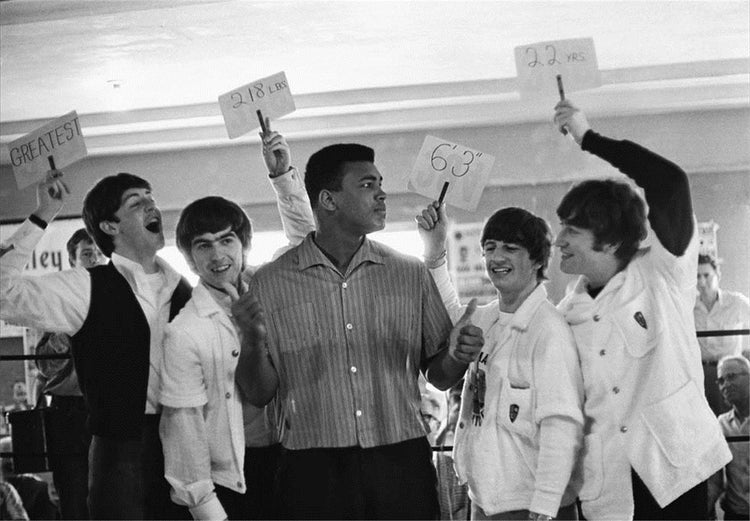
(218, 71), (295, 139)
(8, 111), (87, 190)
(514, 37), (601, 99)
(407, 136), (494, 212)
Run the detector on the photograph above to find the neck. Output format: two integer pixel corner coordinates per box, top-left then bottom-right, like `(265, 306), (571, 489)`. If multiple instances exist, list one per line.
(700, 290), (718, 311)
(498, 281), (539, 313)
(115, 246), (159, 274)
(734, 401), (749, 420)
(313, 229), (364, 273)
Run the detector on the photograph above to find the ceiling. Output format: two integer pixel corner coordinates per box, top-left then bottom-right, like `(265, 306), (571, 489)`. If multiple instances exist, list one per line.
(1, 0), (748, 118)
(0, 0), (748, 160)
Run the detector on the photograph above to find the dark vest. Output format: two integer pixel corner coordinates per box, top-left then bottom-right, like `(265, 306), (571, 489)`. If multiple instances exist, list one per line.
(71, 262), (192, 440)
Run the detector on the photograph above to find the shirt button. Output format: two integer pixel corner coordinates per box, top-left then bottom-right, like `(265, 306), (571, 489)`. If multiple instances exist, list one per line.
(612, 386), (620, 394)
(225, 392), (231, 399)
(599, 349), (606, 356)
(342, 282), (348, 289)
(237, 481), (243, 488)
(593, 315), (601, 322)
(231, 350), (239, 357)
(356, 410), (363, 417)
(458, 422), (464, 429)
(620, 425), (628, 433)
(346, 323), (353, 330)
(350, 366), (357, 373)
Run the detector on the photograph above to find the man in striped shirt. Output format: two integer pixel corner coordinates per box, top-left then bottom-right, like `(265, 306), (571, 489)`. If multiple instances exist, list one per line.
(233, 143), (484, 519)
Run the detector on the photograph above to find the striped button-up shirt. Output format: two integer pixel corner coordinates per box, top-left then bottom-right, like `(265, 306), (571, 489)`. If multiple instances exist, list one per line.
(250, 232), (452, 449)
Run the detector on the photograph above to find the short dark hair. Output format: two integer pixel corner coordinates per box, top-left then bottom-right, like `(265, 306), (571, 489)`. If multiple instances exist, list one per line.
(66, 228), (94, 266)
(304, 144), (374, 208)
(481, 207), (552, 281)
(556, 179), (647, 263)
(82, 173), (151, 257)
(698, 253), (719, 271)
(176, 196), (252, 259)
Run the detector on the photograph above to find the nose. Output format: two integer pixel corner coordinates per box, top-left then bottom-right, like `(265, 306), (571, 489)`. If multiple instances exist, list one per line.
(554, 232), (566, 247)
(376, 186), (386, 201)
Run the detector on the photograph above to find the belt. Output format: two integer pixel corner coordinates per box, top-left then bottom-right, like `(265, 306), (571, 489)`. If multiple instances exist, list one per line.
(702, 360), (719, 366)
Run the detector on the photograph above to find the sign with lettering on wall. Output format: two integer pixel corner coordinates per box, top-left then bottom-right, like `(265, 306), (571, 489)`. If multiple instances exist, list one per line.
(698, 220), (719, 259)
(8, 111), (87, 190)
(448, 222), (496, 305)
(514, 37), (601, 99)
(218, 71), (296, 138)
(407, 136), (495, 212)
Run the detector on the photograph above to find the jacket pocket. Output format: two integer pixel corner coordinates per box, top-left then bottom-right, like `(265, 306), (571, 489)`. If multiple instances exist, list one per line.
(496, 377), (537, 439)
(613, 292), (660, 358)
(638, 380), (718, 467)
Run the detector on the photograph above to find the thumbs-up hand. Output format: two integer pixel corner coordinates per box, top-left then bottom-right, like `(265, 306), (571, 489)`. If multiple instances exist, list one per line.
(448, 298), (484, 364)
(228, 283), (267, 346)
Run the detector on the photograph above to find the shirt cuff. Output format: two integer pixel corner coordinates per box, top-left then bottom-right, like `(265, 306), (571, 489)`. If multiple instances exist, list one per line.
(269, 166), (302, 195)
(189, 494), (227, 521)
(529, 490), (564, 518)
(12, 219), (46, 251)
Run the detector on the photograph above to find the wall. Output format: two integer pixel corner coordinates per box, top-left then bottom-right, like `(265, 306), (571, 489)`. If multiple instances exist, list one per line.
(2, 103), (748, 303)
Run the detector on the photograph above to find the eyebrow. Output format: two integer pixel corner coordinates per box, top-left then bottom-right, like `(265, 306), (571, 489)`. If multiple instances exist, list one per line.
(122, 191), (150, 206)
(191, 230), (235, 245)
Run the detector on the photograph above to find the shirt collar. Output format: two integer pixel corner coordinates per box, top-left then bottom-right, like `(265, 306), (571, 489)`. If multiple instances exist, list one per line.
(296, 232), (386, 272)
(110, 252), (183, 296)
(507, 283), (549, 331)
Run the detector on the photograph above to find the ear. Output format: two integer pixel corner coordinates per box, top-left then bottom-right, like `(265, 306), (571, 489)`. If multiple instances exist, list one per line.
(99, 220), (118, 237)
(318, 189), (337, 212)
(601, 242), (621, 255)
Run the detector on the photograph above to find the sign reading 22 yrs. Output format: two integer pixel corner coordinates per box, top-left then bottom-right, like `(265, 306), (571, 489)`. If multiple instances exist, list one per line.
(218, 71), (295, 139)
(408, 136), (494, 212)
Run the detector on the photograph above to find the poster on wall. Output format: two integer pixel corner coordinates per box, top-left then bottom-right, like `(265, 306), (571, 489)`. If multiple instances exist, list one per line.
(0, 217), (85, 408)
(447, 222), (495, 305)
(698, 220), (719, 259)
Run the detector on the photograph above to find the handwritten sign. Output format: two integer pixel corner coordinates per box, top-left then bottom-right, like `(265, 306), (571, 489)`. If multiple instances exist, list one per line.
(8, 111), (87, 190)
(514, 37), (601, 99)
(218, 71), (295, 139)
(407, 136), (494, 212)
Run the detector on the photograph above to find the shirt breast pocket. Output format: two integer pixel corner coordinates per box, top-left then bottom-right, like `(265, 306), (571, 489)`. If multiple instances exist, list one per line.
(496, 377), (537, 439)
(270, 302), (322, 353)
(613, 292), (660, 358)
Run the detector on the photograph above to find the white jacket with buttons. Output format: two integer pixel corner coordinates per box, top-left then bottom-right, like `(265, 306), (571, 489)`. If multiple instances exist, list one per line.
(558, 225), (731, 520)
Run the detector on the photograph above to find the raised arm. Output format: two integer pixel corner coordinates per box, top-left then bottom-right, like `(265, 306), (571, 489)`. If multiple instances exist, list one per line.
(416, 201), (464, 322)
(554, 100), (693, 256)
(260, 121), (315, 255)
(0, 171), (89, 333)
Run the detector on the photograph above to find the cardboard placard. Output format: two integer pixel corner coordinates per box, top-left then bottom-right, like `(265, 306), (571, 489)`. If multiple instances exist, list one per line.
(218, 71), (295, 139)
(8, 111), (87, 190)
(514, 37), (601, 99)
(407, 136), (494, 212)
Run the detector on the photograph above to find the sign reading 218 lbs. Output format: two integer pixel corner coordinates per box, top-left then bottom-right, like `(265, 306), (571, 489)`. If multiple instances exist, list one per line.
(218, 71), (296, 138)
(408, 136), (494, 212)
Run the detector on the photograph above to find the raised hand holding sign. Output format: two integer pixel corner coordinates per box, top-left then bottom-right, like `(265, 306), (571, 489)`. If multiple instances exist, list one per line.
(8, 111), (87, 190)
(218, 71), (295, 139)
(514, 37), (601, 99)
(408, 136), (494, 212)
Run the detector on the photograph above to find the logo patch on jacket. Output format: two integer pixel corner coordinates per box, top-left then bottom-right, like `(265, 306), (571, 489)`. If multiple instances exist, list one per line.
(633, 311), (647, 329)
(509, 404), (519, 423)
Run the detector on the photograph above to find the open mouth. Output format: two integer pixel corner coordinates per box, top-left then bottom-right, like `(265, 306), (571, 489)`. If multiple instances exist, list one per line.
(491, 266), (511, 275)
(210, 264), (231, 274)
(145, 217), (162, 234)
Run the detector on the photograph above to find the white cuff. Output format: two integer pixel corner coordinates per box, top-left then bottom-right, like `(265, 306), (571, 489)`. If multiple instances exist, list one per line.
(189, 494), (227, 521)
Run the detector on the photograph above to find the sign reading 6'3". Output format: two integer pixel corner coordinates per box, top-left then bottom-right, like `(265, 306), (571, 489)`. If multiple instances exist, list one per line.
(408, 136), (495, 212)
